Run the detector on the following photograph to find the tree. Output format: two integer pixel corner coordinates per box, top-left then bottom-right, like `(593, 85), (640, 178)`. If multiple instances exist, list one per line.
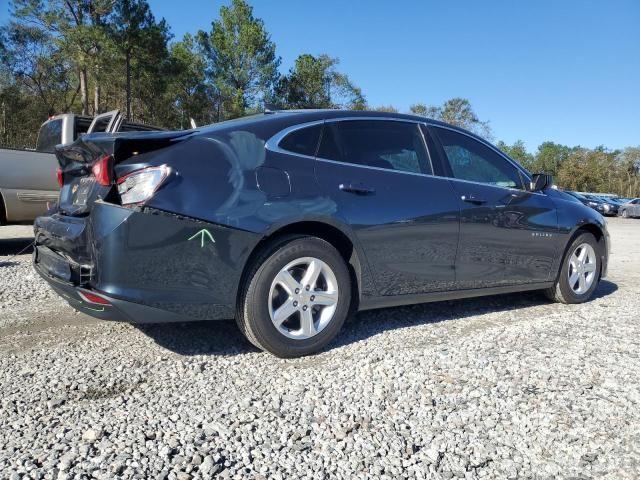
(275, 54), (365, 110)
(6, 0), (118, 115)
(1, 20), (78, 116)
(556, 147), (615, 193)
(410, 98), (492, 138)
(533, 142), (573, 176)
(109, 0), (172, 120)
(165, 33), (217, 128)
(410, 103), (439, 118)
(372, 105), (398, 113)
(198, 0), (280, 119)
(496, 140), (535, 171)
(615, 147), (640, 197)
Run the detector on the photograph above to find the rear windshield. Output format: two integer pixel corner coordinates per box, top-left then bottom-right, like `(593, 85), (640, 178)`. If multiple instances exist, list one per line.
(36, 119), (63, 153)
(91, 117), (111, 133)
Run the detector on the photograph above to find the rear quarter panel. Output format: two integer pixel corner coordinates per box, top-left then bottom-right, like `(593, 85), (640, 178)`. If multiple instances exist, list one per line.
(135, 124), (376, 299)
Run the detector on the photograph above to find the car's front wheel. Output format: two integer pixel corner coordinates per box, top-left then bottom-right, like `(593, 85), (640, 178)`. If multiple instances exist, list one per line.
(237, 236), (351, 358)
(545, 232), (601, 304)
(621, 209), (629, 218)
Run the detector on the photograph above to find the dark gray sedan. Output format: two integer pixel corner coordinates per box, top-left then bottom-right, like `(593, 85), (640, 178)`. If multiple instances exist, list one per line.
(33, 109), (610, 357)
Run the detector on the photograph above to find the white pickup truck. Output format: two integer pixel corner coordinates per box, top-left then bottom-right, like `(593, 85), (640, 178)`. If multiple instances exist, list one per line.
(0, 111), (161, 224)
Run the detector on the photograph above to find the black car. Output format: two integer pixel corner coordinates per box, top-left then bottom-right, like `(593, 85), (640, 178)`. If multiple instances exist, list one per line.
(584, 195), (619, 216)
(565, 191), (617, 216)
(33, 110), (609, 357)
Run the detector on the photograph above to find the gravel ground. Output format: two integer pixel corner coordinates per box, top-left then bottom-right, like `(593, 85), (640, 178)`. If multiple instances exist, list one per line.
(1, 218), (639, 479)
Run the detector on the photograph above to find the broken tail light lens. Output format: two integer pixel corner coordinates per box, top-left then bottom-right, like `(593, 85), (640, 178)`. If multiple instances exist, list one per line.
(92, 154), (113, 186)
(117, 165), (170, 206)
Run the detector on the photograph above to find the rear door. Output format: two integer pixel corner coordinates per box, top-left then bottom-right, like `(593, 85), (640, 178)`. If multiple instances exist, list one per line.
(313, 118), (460, 295)
(429, 125), (559, 288)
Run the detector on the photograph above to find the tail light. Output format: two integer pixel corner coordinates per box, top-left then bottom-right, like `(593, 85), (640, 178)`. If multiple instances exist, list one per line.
(56, 168), (64, 188)
(117, 165), (170, 206)
(78, 290), (111, 306)
(92, 154), (113, 186)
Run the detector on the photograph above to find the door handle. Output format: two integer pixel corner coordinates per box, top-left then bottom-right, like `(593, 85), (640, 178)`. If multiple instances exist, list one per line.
(461, 194), (486, 205)
(339, 183), (376, 195)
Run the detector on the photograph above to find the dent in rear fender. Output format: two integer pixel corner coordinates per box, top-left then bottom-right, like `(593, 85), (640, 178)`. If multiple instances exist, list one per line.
(139, 133), (338, 232)
(89, 202), (261, 320)
(140, 132), (269, 229)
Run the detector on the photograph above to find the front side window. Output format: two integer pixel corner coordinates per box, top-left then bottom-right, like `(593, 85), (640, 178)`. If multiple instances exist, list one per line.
(317, 120), (431, 175)
(36, 119), (63, 153)
(278, 124), (322, 157)
(432, 126), (524, 189)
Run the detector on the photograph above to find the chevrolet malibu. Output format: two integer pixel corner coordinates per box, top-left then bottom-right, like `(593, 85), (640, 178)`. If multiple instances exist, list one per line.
(34, 110), (609, 357)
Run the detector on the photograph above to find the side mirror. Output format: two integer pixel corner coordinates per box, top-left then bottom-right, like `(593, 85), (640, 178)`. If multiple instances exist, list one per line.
(530, 173), (553, 191)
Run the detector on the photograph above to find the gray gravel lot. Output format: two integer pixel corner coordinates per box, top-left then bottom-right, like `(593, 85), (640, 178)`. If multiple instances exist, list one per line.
(1, 218), (639, 479)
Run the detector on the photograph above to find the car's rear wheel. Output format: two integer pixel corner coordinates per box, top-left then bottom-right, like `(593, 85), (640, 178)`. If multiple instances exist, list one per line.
(0, 193), (6, 225)
(237, 236), (351, 358)
(544, 232), (601, 304)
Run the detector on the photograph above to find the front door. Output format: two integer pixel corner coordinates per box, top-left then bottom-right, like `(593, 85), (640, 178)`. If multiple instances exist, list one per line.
(428, 125), (559, 288)
(314, 119), (460, 295)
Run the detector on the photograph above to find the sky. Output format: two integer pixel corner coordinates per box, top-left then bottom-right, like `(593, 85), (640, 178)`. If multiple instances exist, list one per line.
(2, 0), (639, 151)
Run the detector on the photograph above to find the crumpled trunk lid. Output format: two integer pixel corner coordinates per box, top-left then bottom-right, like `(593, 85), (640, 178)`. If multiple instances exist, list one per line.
(56, 130), (191, 216)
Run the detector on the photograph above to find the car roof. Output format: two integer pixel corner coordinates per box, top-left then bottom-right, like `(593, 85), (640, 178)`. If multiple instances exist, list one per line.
(264, 108), (454, 128)
(197, 108), (482, 142)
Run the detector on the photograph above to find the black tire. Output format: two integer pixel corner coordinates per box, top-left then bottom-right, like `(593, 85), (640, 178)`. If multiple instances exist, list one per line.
(236, 235), (352, 358)
(544, 232), (601, 304)
(0, 193), (6, 225)
(621, 209), (629, 218)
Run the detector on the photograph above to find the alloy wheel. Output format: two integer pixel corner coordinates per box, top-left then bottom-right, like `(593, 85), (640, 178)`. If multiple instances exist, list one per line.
(268, 257), (339, 339)
(567, 243), (597, 295)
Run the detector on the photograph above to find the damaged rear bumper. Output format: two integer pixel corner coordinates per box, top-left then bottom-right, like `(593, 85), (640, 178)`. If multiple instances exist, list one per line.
(33, 201), (261, 323)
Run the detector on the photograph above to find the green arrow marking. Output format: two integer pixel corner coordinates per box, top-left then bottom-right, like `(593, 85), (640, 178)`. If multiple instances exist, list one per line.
(188, 229), (215, 248)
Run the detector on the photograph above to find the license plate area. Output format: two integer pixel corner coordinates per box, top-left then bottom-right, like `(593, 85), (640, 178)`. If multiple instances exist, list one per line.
(72, 177), (96, 207)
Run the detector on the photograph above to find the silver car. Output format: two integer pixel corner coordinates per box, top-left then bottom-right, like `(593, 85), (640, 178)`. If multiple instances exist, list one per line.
(619, 198), (640, 218)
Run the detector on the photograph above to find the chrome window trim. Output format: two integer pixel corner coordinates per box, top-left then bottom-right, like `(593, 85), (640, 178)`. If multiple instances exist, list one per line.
(266, 116), (435, 176)
(315, 156), (445, 180)
(264, 115), (543, 193)
(443, 175), (546, 196)
(265, 119), (325, 158)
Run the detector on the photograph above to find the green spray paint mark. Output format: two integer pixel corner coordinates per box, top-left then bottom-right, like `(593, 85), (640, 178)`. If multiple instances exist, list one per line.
(189, 228), (215, 247)
(83, 306), (105, 313)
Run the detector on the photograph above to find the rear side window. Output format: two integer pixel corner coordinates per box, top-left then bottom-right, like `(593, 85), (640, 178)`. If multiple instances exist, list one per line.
(36, 119), (63, 153)
(432, 126), (524, 189)
(278, 124), (322, 156)
(317, 120), (431, 174)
